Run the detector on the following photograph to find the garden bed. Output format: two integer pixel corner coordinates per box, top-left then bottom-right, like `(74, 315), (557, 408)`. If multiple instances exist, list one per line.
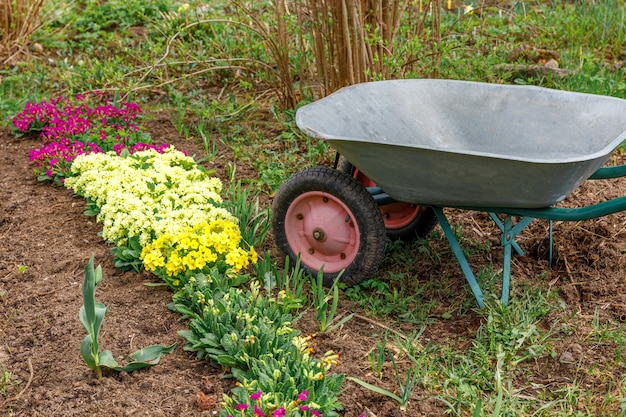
(2, 109), (626, 416)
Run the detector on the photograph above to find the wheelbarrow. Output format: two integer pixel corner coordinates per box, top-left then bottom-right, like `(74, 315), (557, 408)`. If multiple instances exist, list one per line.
(271, 79), (626, 307)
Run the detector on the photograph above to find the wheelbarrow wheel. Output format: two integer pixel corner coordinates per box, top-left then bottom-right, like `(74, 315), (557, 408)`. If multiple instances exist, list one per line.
(271, 166), (386, 287)
(339, 159), (437, 241)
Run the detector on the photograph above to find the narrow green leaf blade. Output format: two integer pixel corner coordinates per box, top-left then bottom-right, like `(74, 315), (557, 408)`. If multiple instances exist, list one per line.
(347, 376), (404, 403)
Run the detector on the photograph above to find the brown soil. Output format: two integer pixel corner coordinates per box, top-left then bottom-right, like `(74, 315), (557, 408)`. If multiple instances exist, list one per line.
(1, 110), (626, 416)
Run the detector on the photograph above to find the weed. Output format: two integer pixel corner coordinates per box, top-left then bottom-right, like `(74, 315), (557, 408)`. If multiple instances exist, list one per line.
(367, 334), (388, 380)
(0, 364), (21, 396)
(222, 180), (271, 251)
(309, 269), (353, 333)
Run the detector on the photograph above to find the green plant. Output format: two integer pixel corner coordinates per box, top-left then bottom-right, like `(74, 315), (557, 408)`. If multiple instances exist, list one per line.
(222, 180), (271, 251)
(348, 351), (421, 412)
(257, 253), (307, 313)
(224, 350), (344, 417)
(110, 235), (143, 272)
(359, 333), (431, 411)
(196, 121), (219, 162)
(80, 255), (175, 379)
(172, 277), (344, 417)
(173, 278), (298, 367)
(0, 364), (21, 396)
(367, 334), (388, 380)
(309, 269), (353, 333)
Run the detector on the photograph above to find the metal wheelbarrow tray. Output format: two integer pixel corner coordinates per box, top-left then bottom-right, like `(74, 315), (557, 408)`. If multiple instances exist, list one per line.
(296, 79), (626, 208)
(272, 79), (626, 307)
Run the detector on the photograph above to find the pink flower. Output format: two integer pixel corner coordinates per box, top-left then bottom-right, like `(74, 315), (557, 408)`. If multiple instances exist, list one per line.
(273, 407), (285, 417)
(310, 410), (321, 417)
(253, 405), (264, 417)
(235, 404), (249, 411)
(250, 390), (263, 401)
(298, 390), (308, 402)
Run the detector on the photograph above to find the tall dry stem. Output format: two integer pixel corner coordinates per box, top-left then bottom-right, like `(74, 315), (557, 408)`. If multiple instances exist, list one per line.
(215, 1), (443, 107)
(293, 0), (440, 99)
(0, 0), (46, 64)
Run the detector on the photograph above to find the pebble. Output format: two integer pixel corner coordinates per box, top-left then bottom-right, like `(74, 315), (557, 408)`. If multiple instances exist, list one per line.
(559, 351), (575, 364)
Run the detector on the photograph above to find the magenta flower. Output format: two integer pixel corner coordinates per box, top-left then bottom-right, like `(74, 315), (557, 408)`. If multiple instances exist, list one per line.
(310, 410), (321, 417)
(250, 390), (263, 401)
(12, 92), (186, 186)
(298, 390), (308, 402)
(253, 404), (265, 417)
(235, 404), (249, 411)
(273, 407), (285, 417)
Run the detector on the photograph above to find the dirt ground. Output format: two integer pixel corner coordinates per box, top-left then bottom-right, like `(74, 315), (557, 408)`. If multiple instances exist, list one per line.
(1, 110), (626, 416)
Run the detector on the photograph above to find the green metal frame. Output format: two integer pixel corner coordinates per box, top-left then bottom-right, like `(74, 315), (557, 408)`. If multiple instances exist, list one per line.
(367, 162), (626, 307)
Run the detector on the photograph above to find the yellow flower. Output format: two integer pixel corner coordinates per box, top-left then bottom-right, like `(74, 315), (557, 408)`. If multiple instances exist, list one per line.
(249, 246), (258, 264)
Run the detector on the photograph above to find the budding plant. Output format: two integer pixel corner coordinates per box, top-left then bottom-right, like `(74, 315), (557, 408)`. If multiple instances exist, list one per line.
(80, 255), (176, 379)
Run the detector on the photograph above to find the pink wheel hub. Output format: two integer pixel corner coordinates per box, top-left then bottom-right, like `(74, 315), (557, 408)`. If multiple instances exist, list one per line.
(380, 203), (421, 229)
(353, 168), (421, 230)
(285, 191), (360, 273)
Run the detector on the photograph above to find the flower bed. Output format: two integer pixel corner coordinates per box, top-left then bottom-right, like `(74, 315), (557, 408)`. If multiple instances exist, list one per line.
(11, 94), (344, 417)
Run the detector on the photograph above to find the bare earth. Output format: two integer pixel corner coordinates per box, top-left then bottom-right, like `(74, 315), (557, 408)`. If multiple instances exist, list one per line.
(1, 110), (626, 416)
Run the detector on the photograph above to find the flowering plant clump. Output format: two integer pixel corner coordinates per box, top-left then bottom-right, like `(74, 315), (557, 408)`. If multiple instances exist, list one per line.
(141, 219), (258, 289)
(12, 92), (155, 185)
(65, 147), (232, 245)
(172, 279), (344, 417)
(225, 389), (323, 417)
(13, 94), (346, 416)
(64, 147), (249, 273)
(173, 280), (299, 366)
(222, 344), (343, 417)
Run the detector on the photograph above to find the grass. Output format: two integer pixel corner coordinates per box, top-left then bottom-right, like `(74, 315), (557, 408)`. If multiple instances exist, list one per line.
(2, 0), (626, 415)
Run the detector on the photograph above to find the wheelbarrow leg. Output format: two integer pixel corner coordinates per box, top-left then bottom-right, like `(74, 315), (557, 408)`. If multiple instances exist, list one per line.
(434, 208), (536, 307)
(495, 215), (534, 306)
(432, 207), (485, 308)
(488, 214), (535, 305)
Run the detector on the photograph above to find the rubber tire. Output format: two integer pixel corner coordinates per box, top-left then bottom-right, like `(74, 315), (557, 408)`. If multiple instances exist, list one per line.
(339, 159), (437, 241)
(271, 167), (387, 287)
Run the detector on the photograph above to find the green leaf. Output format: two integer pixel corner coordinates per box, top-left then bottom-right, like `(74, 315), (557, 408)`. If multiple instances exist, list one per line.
(80, 335), (97, 370)
(216, 355), (239, 368)
(346, 376), (404, 404)
(128, 343), (176, 363)
(82, 256), (98, 327)
(98, 350), (121, 369)
(79, 302), (108, 337)
(99, 344), (176, 372)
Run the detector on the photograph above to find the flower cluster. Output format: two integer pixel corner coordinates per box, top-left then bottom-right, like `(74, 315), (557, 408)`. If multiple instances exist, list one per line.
(229, 389), (322, 417)
(12, 92), (156, 184)
(65, 147), (231, 247)
(141, 219), (258, 289)
(15, 95), (344, 417)
(13, 91), (141, 142)
(64, 146), (256, 282)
